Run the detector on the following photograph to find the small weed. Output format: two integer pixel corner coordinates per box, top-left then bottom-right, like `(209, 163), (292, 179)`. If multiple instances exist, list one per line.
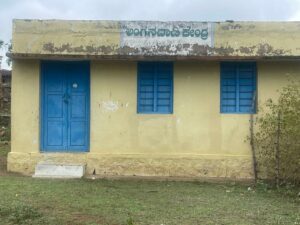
(0, 205), (10, 217)
(0, 202), (42, 224)
(125, 214), (135, 225)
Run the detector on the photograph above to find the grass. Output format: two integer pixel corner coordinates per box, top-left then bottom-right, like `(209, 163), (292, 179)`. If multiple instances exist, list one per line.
(0, 144), (299, 225)
(0, 177), (299, 225)
(0, 142), (9, 174)
(0, 142), (9, 157)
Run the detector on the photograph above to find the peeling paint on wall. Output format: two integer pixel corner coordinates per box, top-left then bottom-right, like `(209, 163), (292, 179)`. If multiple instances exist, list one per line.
(11, 20), (300, 59)
(101, 100), (119, 112)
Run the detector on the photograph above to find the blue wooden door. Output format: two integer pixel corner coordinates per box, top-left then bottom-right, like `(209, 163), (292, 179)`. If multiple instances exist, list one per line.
(41, 61), (90, 152)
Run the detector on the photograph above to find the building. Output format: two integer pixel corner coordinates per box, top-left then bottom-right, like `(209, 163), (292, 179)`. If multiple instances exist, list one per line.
(0, 69), (12, 112)
(1, 69), (12, 86)
(7, 20), (300, 179)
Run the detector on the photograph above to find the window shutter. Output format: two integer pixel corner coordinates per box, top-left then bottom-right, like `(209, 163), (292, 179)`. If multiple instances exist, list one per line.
(138, 62), (155, 113)
(156, 62), (173, 113)
(238, 63), (257, 113)
(221, 63), (237, 113)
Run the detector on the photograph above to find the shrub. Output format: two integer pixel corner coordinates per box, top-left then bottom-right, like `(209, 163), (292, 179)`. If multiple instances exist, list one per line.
(252, 79), (300, 185)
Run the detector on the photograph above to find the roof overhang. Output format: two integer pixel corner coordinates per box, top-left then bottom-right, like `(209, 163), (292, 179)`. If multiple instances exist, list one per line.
(10, 20), (300, 60)
(7, 52), (300, 61)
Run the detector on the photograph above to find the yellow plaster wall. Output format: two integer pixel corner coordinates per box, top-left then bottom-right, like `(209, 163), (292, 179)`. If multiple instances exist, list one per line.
(214, 22), (300, 56)
(12, 20), (120, 55)
(89, 61), (251, 156)
(10, 60), (40, 153)
(8, 59), (40, 173)
(257, 61), (300, 101)
(12, 20), (300, 57)
(8, 60), (300, 178)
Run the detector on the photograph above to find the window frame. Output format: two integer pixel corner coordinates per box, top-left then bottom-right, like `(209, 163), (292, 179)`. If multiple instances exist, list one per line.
(220, 61), (257, 114)
(137, 62), (174, 114)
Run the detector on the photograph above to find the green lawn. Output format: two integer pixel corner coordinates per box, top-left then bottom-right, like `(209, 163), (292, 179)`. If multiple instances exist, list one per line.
(0, 143), (299, 225)
(0, 176), (299, 225)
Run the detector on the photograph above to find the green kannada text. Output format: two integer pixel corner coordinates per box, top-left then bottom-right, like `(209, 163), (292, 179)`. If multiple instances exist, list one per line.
(125, 26), (209, 40)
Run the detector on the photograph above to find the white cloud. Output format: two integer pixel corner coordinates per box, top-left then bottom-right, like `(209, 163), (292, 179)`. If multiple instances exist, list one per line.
(289, 0), (300, 21)
(1, 0), (300, 69)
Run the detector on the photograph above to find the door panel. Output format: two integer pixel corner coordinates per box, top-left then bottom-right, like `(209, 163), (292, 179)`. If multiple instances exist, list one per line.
(42, 63), (67, 150)
(47, 94), (64, 118)
(70, 121), (86, 146)
(71, 95), (86, 118)
(67, 63), (89, 151)
(47, 121), (64, 146)
(41, 61), (90, 152)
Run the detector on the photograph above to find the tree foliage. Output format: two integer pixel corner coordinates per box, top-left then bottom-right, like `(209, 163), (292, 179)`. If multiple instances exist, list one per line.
(0, 39), (12, 67)
(5, 40), (12, 66)
(253, 79), (300, 185)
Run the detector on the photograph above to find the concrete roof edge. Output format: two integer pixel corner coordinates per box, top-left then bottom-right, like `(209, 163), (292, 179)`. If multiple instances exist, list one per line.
(11, 19), (300, 23)
(7, 52), (300, 61)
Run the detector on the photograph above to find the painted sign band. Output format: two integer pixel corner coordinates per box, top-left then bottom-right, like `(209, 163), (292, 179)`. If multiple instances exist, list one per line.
(120, 21), (213, 55)
(124, 27), (209, 40)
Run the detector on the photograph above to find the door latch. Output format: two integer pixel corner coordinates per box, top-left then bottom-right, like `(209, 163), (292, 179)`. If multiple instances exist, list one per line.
(63, 93), (70, 104)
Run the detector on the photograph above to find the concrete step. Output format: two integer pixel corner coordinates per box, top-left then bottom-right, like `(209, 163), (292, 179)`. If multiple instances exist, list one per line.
(33, 163), (86, 178)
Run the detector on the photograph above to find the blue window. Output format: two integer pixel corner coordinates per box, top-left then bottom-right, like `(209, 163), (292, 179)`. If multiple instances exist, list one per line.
(137, 62), (173, 114)
(221, 62), (257, 113)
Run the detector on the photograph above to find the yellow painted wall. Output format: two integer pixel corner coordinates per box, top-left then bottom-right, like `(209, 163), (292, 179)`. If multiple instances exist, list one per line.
(10, 60), (40, 153)
(89, 61), (251, 156)
(214, 22), (300, 56)
(13, 20), (120, 55)
(12, 20), (300, 57)
(7, 60), (300, 179)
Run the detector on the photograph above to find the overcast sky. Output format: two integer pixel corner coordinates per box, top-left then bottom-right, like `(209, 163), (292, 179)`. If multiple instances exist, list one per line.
(1, 0), (300, 69)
